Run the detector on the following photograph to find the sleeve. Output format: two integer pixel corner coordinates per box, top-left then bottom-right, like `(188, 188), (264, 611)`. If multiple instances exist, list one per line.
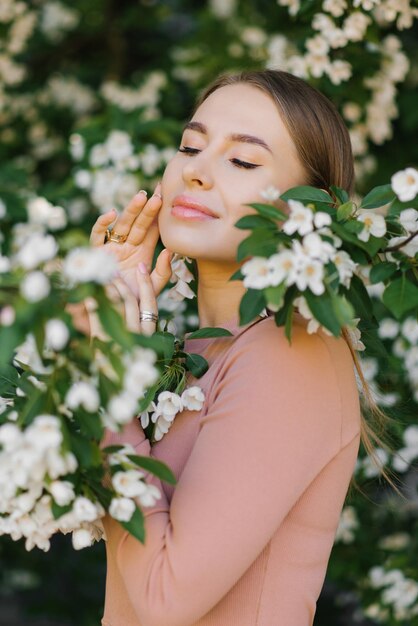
(101, 324), (359, 626)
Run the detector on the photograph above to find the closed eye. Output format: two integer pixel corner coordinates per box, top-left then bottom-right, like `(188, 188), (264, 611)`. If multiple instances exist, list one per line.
(178, 146), (261, 170)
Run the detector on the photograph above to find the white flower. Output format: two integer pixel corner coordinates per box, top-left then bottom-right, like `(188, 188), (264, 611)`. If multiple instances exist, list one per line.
(260, 185), (281, 202)
(292, 250), (325, 295)
(393, 425), (418, 472)
(112, 470), (146, 498)
(45, 319), (70, 351)
(140, 411), (150, 429)
(401, 318), (418, 344)
(357, 211), (387, 242)
(379, 533), (410, 551)
(49, 481), (75, 506)
(335, 506), (358, 543)
(0, 255), (11, 273)
(153, 415), (173, 441)
(0, 305), (15, 326)
(242, 257), (272, 289)
(89, 143), (109, 167)
(25, 415), (63, 451)
(69, 133), (85, 161)
(0, 199), (6, 218)
(267, 250), (298, 287)
(138, 484), (161, 508)
(74, 169), (92, 190)
(313, 211), (332, 228)
(171, 254), (194, 283)
(72, 496), (99, 523)
(378, 318), (400, 340)
(360, 447), (388, 478)
(27, 197), (67, 231)
(20, 271), (51, 302)
(326, 59), (352, 85)
(16, 233), (58, 270)
(109, 497), (135, 522)
(332, 250), (357, 288)
(72, 527), (94, 550)
(343, 11), (371, 42)
(181, 386), (205, 411)
(155, 391), (183, 420)
(399, 208), (418, 233)
(107, 393), (138, 425)
(63, 247), (118, 284)
(301, 232), (335, 262)
(391, 168), (418, 202)
(14, 334), (50, 374)
(386, 234), (418, 257)
(105, 130), (133, 163)
(65, 382), (100, 413)
(282, 200), (314, 236)
(0, 423), (22, 451)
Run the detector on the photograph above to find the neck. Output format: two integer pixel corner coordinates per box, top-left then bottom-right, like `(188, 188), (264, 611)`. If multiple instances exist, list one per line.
(195, 259), (247, 328)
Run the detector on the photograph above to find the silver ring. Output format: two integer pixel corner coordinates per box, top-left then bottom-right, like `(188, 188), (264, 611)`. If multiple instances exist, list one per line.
(139, 310), (158, 323)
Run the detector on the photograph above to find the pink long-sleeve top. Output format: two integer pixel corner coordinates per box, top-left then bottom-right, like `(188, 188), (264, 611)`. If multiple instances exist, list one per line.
(101, 313), (361, 626)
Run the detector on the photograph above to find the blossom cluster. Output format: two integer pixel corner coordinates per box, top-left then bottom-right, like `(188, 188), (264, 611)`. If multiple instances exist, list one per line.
(367, 566), (418, 621)
(140, 386), (205, 442)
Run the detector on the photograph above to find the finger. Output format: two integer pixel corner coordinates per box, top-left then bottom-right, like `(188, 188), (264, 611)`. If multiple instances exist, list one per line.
(134, 218), (160, 262)
(111, 189), (150, 239)
(110, 277), (140, 333)
(126, 184), (162, 245)
(90, 209), (117, 246)
(150, 248), (174, 296)
(136, 262), (158, 336)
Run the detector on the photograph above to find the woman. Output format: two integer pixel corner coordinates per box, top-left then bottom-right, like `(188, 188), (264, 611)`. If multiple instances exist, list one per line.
(92, 70), (362, 626)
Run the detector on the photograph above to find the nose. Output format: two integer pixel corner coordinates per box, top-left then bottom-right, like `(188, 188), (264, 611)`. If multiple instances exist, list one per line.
(182, 155), (213, 190)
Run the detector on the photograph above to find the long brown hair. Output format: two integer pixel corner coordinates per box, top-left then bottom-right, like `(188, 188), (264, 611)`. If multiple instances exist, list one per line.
(194, 69), (399, 491)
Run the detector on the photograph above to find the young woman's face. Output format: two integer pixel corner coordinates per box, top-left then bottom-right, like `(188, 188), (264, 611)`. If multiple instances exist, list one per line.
(159, 83), (307, 262)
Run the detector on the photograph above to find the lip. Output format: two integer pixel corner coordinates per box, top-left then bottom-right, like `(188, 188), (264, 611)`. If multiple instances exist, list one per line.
(171, 195), (219, 220)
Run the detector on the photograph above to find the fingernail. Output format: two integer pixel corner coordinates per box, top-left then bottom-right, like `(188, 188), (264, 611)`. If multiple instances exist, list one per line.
(153, 182), (162, 198)
(138, 262), (148, 275)
(138, 189), (148, 196)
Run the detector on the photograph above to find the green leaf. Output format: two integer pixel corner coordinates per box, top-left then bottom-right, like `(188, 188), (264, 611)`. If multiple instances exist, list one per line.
(332, 295), (355, 327)
(70, 433), (102, 468)
(280, 186), (333, 205)
(369, 262), (398, 284)
(360, 184), (396, 210)
(51, 500), (73, 520)
(185, 352), (208, 377)
(127, 455), (177, 485)
(239, 288), (265, 325)
(236, 229), (279, 262)
(150, 332), (175, 361)
(0, 326), (24, 367)
(228, 267), (244, 281)
(96, 298), (133, 350)
(265, 283), (287, 312)
(16, 387), (45, 427)
(246, 202), (287, 221)
(120, 506), (145, 544)
(234, 215), (277, 230)
(284, 303), (294, 343)
(186, 327), (233, 339)
(382, 276), (418, 319)
(330, 185), (349, 205)
(336, 201), (354, 221)
(304, 291), (341, 336)
(344, 275), (376, 323)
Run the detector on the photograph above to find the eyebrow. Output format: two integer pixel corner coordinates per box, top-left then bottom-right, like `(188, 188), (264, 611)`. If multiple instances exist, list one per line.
(182, 121), (273, 154)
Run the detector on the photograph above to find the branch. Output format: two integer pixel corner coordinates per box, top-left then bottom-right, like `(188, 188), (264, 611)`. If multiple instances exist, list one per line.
(385, 230), (418, 253)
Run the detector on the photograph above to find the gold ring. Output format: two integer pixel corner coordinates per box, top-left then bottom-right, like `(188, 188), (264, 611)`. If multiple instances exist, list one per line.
(104, 228), (127, 244)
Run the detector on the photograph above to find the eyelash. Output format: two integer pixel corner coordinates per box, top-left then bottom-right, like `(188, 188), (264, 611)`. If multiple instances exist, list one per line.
(178, 146), (260, 170)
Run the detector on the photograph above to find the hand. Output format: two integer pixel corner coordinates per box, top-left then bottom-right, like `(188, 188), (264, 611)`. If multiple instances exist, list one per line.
(90, 183), (172, 300)
(89, 261), (162, 340)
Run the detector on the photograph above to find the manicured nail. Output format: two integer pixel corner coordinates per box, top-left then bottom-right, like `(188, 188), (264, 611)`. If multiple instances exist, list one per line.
(138, 262), (148, 275)
(138, 189), (147, 196)
(153, 182), (162, 198)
